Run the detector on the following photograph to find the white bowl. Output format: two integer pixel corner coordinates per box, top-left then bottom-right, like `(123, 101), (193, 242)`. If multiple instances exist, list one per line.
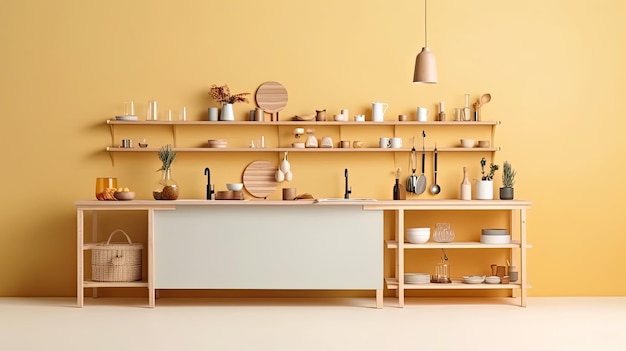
(407, 228), (430, 244)
(463, 275), (485, 284)
(226, 183), (243, 191)
(460, 139), (475, 148)
(485, 276), (501, 284)
(480, 234), (511, 244)
(292, 142), (305, 148)
(481, 228), (509, 236)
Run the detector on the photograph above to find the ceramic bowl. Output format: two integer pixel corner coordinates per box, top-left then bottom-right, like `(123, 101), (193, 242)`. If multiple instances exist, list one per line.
(460, 139), (475, 148)
(480, 234), (511, 244)
(334, 114), (347, 121)
(114, 191), (135, 201)
(481, 228), (509, 236)
(485, 276), (501, 284)
(477, 140), (490, 148)
(208, 139), (227, 148)
(407, 228), (430, 244)
(226, 183), (243, 191)
(292, 142), (305, 148)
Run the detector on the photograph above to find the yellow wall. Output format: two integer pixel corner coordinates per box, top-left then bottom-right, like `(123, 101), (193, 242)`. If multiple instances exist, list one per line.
(1, 0), (625, 297)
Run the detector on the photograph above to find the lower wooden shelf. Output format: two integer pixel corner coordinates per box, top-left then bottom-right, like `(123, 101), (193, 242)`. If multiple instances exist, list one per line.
(83, 280), (148, 288)
(385, 278), (530, 290)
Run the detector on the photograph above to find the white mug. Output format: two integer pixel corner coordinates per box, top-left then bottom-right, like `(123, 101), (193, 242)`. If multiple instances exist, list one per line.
(379, 137), (390, 148)
(390, 137), (402, 148)
(372, 102), (389, 122)
(417, 106), (430, 122)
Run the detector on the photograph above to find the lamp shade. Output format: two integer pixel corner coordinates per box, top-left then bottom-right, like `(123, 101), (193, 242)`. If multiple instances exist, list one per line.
(413, 47), (437, 83)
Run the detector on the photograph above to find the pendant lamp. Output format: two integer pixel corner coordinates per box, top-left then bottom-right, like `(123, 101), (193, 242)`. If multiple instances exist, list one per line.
(413, 0), (438, 83)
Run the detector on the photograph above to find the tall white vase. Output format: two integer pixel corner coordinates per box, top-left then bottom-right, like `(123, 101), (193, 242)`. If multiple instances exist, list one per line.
(475, 180), (494, 200)
(220, 103), (234, 121)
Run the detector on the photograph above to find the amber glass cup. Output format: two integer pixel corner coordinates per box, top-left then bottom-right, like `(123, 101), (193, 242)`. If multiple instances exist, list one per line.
(95, 177), (118, 199)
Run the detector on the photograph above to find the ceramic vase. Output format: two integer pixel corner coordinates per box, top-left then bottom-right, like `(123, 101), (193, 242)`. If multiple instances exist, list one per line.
(475, 180), (493, 200)
(153, 168), (179, 200)
(220, 103), (234, 121)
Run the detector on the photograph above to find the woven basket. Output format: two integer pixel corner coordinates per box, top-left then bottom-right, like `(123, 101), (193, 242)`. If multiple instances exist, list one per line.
(92, 229), (143, 282)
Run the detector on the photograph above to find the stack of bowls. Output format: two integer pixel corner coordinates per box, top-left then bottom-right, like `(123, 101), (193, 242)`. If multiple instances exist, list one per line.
(480, 228), (511, 244)
(407, 227), (430, 244)
(404, 273), (430, 284)
(208, 139), (227, 148)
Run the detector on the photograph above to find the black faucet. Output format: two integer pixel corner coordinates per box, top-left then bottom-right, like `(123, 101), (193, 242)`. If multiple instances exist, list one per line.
(204, 167), (214, 200)
(344, 168), (351, 199)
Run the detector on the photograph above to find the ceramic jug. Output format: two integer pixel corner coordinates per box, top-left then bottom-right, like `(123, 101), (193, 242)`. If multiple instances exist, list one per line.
(371, 102), (389, 122)
(417, 106), (430, 121)
(315, 109), (326, 121)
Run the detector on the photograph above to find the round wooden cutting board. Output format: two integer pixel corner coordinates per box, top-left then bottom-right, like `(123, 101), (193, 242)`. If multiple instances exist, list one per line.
(255, 81), (288, 121)
(242, 160), (279, 198)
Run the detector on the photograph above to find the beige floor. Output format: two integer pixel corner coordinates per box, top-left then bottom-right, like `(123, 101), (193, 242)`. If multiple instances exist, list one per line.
(0, 297), (624, 350)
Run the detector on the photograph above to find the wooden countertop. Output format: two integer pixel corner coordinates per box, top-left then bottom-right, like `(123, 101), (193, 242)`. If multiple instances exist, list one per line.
(75, 199), (531, 210)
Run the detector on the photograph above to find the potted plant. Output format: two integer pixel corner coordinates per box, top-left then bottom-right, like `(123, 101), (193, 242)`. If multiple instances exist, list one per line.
(475, 157), (499, 200)
(153, 144), (179, 200)
(208, 84), (250, 121)
(499, 160), (516, 200)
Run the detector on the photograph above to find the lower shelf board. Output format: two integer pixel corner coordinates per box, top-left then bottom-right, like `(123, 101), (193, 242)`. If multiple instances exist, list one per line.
(385, 278), (530, 290)
(83, 281), (148, 288)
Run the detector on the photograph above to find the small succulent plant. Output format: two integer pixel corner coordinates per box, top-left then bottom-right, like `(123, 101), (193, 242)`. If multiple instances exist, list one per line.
(502, 161), (516, 188)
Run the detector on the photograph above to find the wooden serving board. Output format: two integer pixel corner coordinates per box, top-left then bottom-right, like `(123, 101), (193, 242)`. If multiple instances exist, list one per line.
(242, 160), (279, 198)
(255, 81), (288, 121)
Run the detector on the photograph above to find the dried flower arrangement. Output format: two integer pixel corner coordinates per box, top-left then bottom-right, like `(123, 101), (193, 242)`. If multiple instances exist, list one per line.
(208, 84), (250, 104)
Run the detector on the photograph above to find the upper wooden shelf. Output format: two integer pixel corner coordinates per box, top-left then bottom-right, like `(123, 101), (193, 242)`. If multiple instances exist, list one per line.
(107, 120), (501, 126)
(106, 147), (500, 153)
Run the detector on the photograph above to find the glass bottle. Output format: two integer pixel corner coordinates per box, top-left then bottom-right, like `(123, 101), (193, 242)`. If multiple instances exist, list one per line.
(460, 166), (471, 200)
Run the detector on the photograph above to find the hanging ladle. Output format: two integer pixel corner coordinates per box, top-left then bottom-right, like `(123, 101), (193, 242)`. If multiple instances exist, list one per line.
(430, 144), (440, 195)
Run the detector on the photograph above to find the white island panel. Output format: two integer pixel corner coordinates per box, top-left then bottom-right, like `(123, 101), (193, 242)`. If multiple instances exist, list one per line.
(154, 205), (383, 290)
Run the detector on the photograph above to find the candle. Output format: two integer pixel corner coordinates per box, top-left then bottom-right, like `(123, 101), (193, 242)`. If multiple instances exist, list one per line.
(168, 109), (172, 121)
(439, 101), (445, 113)
(182, 107), (186, 121)
(464, 94), (469, 108)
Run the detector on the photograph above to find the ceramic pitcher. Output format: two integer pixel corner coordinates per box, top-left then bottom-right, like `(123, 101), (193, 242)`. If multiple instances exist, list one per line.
(371, 102), (389, 122)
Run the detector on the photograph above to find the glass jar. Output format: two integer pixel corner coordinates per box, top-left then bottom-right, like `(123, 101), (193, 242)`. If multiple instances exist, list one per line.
(153, 169), (179, 200)
(95, 177), (117, 200)
(433, 223), (455, 243)
(435, 260), (450, 283)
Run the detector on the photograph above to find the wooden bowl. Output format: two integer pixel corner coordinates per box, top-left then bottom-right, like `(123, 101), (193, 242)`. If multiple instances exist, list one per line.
(216, 190), (234, 200)
(114, 191), (135, 200)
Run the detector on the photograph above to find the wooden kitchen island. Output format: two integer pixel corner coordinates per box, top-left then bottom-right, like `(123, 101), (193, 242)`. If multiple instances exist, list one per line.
(76, 199), (531, 308)
(75, 199), (385, 308)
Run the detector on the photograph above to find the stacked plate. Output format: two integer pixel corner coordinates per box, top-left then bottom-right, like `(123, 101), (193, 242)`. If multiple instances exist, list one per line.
(463, 275), (485, 284)
(208, 139), (227, 148)
(480, 228), (511, 244)
(115, 115), (139, 121)
(404, 273), (430, 284)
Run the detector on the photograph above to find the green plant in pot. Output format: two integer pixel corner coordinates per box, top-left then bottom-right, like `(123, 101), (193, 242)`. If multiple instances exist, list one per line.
(153, 144), (179, 200)
(476, 157), (499, 200)
(499, 160), (516, 200)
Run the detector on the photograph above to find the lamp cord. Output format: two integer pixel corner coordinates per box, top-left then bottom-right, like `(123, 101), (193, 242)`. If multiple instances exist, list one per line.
(424, 0), (428, 47)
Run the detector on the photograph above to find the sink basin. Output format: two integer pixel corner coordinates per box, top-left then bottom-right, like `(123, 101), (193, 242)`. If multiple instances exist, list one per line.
(315, 198), (378, 203)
